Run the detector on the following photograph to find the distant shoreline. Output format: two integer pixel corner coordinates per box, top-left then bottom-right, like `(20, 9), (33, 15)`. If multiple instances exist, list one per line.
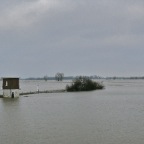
(22, 76), (144, 80)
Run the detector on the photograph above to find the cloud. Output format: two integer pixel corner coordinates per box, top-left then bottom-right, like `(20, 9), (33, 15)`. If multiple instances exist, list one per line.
(100, 34), (144, 48)
(0, 0), (65, 29)
(1, 0), (144, 77)
(128, 5), (144, 19)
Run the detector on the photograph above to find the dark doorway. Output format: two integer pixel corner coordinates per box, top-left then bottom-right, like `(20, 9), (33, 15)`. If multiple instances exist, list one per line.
(11, 92), (14, 98)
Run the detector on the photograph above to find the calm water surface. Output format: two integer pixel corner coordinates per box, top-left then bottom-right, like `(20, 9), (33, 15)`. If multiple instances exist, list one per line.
(0, 80), (144, 144)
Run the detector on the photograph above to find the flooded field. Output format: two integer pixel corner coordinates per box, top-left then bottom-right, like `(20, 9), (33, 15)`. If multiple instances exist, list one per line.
(0, 80), (144, 144)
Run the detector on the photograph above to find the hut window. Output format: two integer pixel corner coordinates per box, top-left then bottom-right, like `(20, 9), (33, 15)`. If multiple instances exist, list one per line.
(5, 81), (8, 86)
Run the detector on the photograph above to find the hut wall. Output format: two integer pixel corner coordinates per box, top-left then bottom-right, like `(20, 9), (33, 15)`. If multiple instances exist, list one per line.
(3, 89), (19, 98)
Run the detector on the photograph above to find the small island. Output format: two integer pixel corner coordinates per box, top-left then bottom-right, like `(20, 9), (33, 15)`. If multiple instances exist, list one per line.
(66, 76), (104, 92)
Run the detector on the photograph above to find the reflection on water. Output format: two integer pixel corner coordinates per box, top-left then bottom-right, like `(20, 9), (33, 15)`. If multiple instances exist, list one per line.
(0, 80), (144, 144)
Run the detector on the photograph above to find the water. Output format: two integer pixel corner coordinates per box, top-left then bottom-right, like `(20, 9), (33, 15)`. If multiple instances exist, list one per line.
(0, 80), (70, 95)
(0, 80), (144, 144)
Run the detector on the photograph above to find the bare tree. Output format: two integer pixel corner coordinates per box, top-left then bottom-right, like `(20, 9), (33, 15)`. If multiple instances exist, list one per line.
(44, 75), (48, 81)
(55, 73), (64, 81)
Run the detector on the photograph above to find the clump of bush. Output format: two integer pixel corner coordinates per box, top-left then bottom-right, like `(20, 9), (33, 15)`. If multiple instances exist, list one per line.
(66, 76), (104, 92)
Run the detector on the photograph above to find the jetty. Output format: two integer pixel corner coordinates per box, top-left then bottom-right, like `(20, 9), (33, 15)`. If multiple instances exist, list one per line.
(20, 89), (66, 96)
(0, 89), (66, 98)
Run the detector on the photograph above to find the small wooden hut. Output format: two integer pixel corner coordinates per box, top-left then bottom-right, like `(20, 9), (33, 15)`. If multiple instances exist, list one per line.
(2, 77), (20, 98)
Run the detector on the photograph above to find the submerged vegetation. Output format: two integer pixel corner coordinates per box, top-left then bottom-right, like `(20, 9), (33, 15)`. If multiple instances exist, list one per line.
(66, 76), (104, 92)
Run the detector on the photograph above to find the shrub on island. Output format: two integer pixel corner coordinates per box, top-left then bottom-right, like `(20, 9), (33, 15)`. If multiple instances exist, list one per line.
(66, 76), (104, 92)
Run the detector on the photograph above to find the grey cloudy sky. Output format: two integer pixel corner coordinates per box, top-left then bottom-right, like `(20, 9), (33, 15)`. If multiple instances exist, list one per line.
(0, 0), (144, 78)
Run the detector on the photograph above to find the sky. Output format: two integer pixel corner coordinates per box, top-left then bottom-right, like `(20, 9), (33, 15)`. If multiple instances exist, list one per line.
(0, 0), (144, 78)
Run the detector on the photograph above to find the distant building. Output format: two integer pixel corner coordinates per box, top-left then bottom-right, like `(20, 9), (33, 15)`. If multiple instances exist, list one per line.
(2, 77), (20, 98)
